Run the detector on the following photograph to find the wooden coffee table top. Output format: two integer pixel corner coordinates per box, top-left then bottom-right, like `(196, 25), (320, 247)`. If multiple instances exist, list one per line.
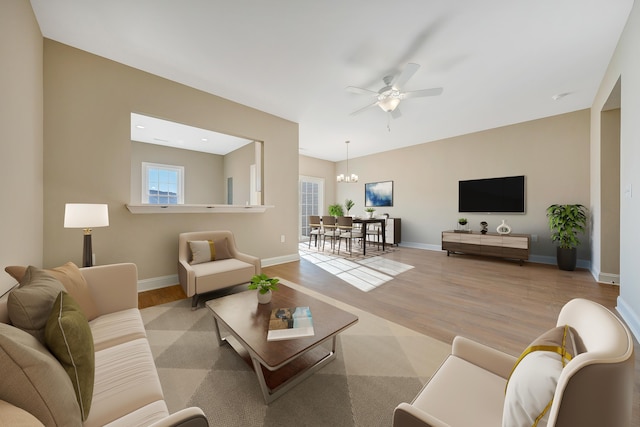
(206, 284), (358, 368)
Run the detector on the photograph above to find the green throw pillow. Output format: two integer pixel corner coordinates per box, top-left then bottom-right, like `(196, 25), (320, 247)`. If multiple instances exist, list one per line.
(8, 265), (66, 343)
(45, 291), (95, 421)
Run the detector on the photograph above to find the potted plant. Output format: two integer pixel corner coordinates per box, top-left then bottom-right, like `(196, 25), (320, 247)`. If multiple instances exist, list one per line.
(546, 204), (588, 271)
(328, 203), (344, 218)
(365, 207), (376, 219)
(345, 199), (355, 216)
(457, 218), (469, 232)
(248, 273), (279, 304)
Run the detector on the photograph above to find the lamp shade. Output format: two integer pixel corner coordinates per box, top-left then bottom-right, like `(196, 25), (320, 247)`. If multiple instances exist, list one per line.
(64, 204), (109, 228)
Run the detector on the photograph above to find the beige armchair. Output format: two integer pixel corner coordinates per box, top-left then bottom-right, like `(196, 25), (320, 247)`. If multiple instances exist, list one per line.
(393, 298), (635, 427)
(178, 231), (260, 308)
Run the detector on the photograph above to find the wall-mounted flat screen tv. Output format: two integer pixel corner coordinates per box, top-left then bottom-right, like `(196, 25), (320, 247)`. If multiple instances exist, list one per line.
(458, 175), (525, 213)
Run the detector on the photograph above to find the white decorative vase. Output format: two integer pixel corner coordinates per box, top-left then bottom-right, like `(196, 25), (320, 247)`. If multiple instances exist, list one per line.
(257, 290), (272, 304)
(496, 219), (512, 235)
(365, 211), (374, 219)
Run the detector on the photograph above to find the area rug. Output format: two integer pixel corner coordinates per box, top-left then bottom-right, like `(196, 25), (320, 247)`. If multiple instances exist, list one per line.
(298, 243), (414, 292)
(142, 280), (450, 426)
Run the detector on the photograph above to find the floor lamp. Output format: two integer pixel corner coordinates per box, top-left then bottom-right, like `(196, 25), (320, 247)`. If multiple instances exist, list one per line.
(64, 203), (109, 267)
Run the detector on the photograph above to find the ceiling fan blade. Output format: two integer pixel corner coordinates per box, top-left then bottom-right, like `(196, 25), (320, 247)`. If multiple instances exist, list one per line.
(402, 87), (443, 99)
(391, 63), (420, 90)
(390, 108), (402, 119)
(350, 101), (379, 116)
(346, 86), (378, 96)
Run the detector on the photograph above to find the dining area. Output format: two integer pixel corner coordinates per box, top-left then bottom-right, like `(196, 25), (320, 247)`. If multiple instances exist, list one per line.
(307, 215), (388, 257)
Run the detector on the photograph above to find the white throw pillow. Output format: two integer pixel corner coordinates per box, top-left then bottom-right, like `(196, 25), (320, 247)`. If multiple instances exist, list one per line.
(502, 325), (582, 427)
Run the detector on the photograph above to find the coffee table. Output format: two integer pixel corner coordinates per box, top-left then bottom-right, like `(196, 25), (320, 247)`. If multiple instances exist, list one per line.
(206, 284), (358, 403)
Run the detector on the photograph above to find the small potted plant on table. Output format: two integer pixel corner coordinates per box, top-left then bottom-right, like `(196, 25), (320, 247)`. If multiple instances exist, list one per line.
(365, 207), (376, 219)
(345, 199), (355, 216)
(457, 218), (469, 232)
(248, 273), (279, 304)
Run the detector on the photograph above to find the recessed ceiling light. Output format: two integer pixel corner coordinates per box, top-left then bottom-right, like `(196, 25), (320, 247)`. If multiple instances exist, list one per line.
(135, 124), (145, 129)
(201, 138), (208, 142)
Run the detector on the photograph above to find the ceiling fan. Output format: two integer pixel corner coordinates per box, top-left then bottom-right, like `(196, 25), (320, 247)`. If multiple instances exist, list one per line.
(347, 63), (443, 119)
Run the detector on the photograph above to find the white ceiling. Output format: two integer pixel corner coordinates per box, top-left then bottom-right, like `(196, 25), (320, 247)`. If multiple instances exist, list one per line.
(130, 113), (252, 155)
(30, 0), (633, 162)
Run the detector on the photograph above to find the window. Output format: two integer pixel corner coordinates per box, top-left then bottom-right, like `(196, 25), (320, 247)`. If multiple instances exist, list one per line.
(142, 162), (184, 204)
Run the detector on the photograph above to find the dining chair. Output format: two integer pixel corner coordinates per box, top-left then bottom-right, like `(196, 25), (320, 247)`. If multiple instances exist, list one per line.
(321, 216), (339, 251)
(337, 216), (364, 256)
(308, 215), (323, 249)
(365, 221), (382, 248)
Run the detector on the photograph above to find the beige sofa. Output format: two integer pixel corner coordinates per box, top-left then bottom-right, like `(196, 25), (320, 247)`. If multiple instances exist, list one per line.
(393, 298), (635, 427)
(178, 230), (261, 308)
(0, 262), (208, 427)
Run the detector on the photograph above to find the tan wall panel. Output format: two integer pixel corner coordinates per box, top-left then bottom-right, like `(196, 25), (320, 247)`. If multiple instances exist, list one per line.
(0, 1), (43, 294)
(43, 40), (299, 280)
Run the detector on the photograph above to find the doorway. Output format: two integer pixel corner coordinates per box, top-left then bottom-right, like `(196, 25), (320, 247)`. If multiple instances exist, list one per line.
(299, 176), (324, 242)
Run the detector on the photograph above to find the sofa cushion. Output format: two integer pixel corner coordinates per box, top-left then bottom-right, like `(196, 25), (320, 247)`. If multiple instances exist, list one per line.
(5, 262), (100, 321)
(412, 354), (506, 427)
(7, 266), (66, 342)
(85, 338), (165, 427)
(90, 308), (147, 351)
(0, 322), (81, 427)
(503, 325), (583, 427)
(45, 291), (95, 421)
(188, 238), (231, 264)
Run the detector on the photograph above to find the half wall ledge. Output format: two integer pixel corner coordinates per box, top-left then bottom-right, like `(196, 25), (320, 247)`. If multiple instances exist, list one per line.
(125, 204), (273, 214)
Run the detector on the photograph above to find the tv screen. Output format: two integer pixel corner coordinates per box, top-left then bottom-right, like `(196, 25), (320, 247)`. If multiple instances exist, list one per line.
(458, 176), (525, 213)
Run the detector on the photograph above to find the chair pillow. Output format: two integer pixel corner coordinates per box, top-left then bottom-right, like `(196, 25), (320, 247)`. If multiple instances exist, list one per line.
(7, 266), (66, 343)
(0, 323), (81, 427)
(502, 325), (584, 427)
(189, 238), (232, 264)
(45, 291), (95, 421)
(5, 262), (99, 320)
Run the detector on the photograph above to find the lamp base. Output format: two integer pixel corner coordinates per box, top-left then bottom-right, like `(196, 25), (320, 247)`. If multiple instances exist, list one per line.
(83, 233), (93, 267)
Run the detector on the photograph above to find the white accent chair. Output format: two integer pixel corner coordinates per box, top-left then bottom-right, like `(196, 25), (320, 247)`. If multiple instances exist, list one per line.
(178, 231), (260, 308)
(392, 298), (635, 427)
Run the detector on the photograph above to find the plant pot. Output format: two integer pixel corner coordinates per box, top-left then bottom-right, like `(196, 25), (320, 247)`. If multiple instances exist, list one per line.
(365, 212), (374, 219)
(257, 289), (272, 304)
(556, 247), (577, 271)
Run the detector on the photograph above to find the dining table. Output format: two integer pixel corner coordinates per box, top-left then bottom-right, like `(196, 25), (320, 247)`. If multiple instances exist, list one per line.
(352, 217), (386, 256)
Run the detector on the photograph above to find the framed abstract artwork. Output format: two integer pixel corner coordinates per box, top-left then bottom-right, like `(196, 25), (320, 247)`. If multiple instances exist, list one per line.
(365, 181), (393, 207)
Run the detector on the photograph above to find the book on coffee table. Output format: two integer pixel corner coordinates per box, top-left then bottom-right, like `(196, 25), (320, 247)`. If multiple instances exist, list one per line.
(267, 306), (315, 341)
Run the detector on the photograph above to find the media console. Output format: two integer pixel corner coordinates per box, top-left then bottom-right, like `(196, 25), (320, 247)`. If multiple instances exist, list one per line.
(441, 230), (530, 265)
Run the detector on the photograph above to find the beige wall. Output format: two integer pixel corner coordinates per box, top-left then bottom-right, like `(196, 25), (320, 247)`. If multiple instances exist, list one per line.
(0, 1), (43, 294)
(592, 1), (640, 337)
(600, 108), (621, 278)
(43, 40), (299, 280)
(130, 141), (224, 204)
(299, 154), (337, 212)
(306, 110), (591, 262)
(224, 142), (258, 205)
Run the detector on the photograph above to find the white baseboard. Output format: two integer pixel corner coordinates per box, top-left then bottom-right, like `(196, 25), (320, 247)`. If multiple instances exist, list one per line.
(616, 296), (640, 344)
(261, 253), (300, 267)
(137, 274), (179, 292)
(399, 242), (442, 251)
(597, 272), (620, 285)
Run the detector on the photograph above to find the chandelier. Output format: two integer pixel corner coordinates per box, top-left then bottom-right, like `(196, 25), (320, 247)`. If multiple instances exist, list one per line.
(336, 140), (358, 183)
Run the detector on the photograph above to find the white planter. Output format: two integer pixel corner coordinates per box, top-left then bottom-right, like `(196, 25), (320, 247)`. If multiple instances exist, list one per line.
(257, 289), (272, 304)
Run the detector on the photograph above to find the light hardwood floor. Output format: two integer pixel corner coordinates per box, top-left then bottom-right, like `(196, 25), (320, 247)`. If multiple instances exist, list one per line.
(139, 246), (639, 423)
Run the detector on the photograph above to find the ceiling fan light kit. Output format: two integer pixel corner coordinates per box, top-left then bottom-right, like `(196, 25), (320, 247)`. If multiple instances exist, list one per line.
(348, 62), (443, 118)
(337, 140), (358, 183)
